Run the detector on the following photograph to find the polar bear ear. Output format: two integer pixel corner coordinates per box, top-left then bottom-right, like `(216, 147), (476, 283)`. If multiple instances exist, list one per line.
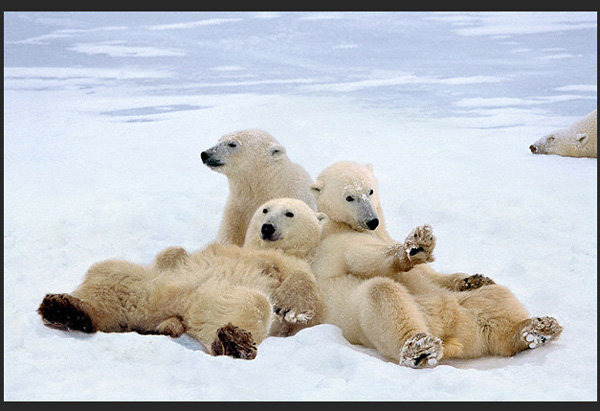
(315, 212), (328, 227)
(270, 144), (286, 160)
(365, 163), (374, 172)
(310, 180), (324, 196)
(576, 133), (589, 145)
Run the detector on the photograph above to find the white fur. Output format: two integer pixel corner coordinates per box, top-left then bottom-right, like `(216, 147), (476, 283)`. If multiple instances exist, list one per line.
(530, 109), (597, 158)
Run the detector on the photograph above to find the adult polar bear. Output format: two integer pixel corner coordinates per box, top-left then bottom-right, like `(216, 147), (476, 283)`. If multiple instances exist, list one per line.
(529, 109), (597, 158)
(39, 198), (327, 359)
(201, 129), (317, 246)
(310, 161), (562, 368)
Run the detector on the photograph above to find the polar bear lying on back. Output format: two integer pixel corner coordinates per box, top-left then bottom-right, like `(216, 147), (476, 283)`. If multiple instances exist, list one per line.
(310, 161), (563, 368)
(530, 109), (597, 158)
(38, 198), (327, 359)
(201, 129), (317, 246)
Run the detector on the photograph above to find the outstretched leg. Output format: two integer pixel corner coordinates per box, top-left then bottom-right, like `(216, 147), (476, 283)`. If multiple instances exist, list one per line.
(38, 293), (96, 333)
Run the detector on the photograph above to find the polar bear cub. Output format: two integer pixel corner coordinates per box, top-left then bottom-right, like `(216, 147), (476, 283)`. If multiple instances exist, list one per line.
(201, 129), (317, 246)
(530, 109), (597, 158)
(310, 161), (562, 368)
(38, 198), (327, 359)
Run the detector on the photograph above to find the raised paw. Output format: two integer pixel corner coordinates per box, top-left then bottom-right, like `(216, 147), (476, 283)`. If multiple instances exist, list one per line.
(520, 316), (563, 350)
(459, 274), (496, 291)
(404, 224), (436, 264)
(211, 323), (257, 360)
(400, 332), (443, 368)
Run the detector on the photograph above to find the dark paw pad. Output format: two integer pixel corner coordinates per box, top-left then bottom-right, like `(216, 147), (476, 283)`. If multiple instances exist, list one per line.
(38, 293), (96, 333)
(409, 246), (424, 256)
(211, 323), (257, 360)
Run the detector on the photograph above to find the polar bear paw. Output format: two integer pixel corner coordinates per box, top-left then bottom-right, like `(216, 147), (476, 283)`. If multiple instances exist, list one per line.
(520, 316), (563, 349)
(403, 224), (436, 264)
(211, 323), (257, 360)
(458, 274), (496, 291)
(38, 293), (96, 333)
(400, 332), (443, 368)
(274, 307), (314, 324)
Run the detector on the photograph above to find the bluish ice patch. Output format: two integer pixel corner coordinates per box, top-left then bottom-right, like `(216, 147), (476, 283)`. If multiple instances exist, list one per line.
(100, 104), (210, 117)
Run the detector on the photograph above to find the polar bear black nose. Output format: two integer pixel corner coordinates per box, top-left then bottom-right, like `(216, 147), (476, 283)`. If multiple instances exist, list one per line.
(261, 223), (276, 240)
(366, 218), (379, 230)
(529, 145), (537, 154)
(201, 151), (210, 163)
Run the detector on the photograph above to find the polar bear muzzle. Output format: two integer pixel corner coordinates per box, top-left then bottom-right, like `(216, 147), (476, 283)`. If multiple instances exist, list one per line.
(201, 150), (225, 168)
(261, 223), (280, 241)
(366, 218), (379, 230)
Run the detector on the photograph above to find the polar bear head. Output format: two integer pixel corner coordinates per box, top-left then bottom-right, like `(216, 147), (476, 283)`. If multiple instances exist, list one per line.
(244, 198), (328, 260)
(201, 129), (287, 176)
(310, 161), (381, 232)
(529, 129), (591, 156)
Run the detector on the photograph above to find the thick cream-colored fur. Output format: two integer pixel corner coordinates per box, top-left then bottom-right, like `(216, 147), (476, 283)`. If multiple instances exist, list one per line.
(202, 129), (317, 246)
(311, 161), (562, 367)
(530, 109), (597, 158)
(41, 198), (326, 357)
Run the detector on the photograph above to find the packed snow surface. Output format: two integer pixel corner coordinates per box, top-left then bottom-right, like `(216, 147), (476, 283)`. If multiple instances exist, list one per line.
(3, 12), (597, 401)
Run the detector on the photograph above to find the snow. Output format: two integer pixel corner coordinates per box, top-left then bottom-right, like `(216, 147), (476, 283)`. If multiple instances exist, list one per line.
(3, 11), (597, 401)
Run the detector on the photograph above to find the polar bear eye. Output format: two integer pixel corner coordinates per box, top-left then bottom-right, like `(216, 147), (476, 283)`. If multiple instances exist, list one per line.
(285, 212), (294, 218)
(262, 208), (268, 214)
(547, 135), (555, 142)
(346, 196), (355, 202)
(369, 189), (374, 196)
(228, 141), (237, 148)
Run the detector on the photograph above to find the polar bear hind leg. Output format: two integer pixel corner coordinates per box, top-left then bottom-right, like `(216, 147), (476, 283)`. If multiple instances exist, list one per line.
(38, 293), (96, 333)
(400, 332), (444, 368)
(184, 282), (273, 359)
(355, 277), (440, 366)
(517, 316), (563, 351)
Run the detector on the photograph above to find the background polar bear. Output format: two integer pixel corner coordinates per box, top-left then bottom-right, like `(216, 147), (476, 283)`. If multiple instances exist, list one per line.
(310, 161), (562, 368)
(38, 198), (327, 359)
(201, 129), (317, 246)
(529, 109), (597, 158)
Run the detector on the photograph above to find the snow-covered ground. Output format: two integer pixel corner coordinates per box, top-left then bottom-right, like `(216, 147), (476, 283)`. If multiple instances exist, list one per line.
(3, 12), (597, 401)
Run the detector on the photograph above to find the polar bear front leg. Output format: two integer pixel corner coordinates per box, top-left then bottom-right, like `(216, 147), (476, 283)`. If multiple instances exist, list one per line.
(458, 274), (496, 291)
(387, 224), (436, 272)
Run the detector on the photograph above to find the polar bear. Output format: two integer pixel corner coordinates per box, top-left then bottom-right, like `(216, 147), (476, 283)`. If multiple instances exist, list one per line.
(201, 129), (317, 246)
(38, 198), (327, 359)
(529, 109), (597, 158)
(310, 161), (562, 367)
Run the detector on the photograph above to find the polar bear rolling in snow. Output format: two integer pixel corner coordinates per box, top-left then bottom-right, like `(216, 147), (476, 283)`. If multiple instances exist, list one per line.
(310, 161), (563, 368)
(38, 198), (327, 359)
(529, 109), (597, 158)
